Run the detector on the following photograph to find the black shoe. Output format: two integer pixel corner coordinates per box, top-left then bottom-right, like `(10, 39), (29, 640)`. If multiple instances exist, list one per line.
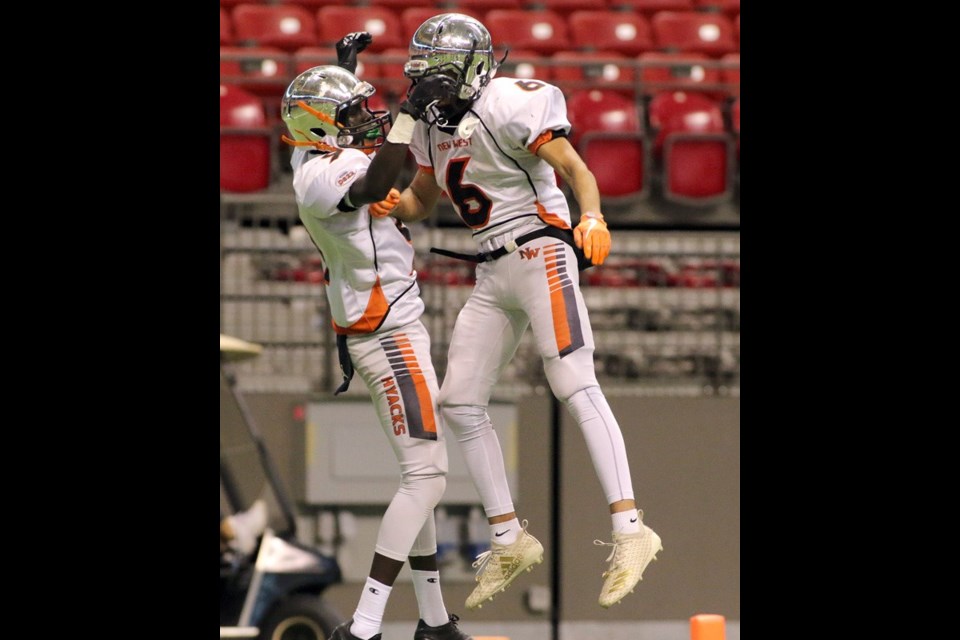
(413, 614), (473, 640)
(329, 618), (382, 640)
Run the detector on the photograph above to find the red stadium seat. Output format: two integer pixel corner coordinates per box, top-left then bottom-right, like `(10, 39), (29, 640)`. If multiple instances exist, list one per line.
(606, 0), (693, 17)
(220, 84), (273, 193)
(231, 4), (318, 53)
(485, 9), (570, 55)
(498, 49), (554, 81)
(566, 90), (648, 201)
(638, 52), (724, 100)
(568, 11), (654, 56)
(734, 13), (739, 49)
(651, 11), (737, 56)
(648, 90), (724, 151)
(315, 6), (404, 53)
(566, 89), (642, 151)
(648, 91), (733, 205)
(219, 46), (293, 115)
(552, 51), (636, 97)
(580, 133), (647, 200)
(221, 8), (234, 46)
(566, 89), (641, 148)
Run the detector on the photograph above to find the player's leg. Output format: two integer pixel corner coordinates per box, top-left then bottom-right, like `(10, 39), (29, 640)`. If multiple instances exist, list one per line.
(511, 237), (634, 500)
(516, 239), (662, 607)
(409, 523), (472, 640)
(439, 265), (525, 517)
(438, 264), (543, 609)
(341, 323), (450, 638)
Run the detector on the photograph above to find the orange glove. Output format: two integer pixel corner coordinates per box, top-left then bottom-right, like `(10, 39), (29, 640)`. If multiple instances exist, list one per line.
(573, 212), (611, 266)
(369, 188), (401, 218)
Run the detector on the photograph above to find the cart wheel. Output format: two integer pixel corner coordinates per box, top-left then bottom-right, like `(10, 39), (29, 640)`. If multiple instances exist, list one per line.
(258, 595), (343, 640)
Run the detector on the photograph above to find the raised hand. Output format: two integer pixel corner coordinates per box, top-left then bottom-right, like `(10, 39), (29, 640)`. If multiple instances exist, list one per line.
(336, 32), (373, 74)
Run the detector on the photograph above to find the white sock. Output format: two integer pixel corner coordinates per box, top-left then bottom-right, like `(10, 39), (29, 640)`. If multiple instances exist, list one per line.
(612, 509), (641, 535)
(490, 517), (521, 546)
(351, 578), (392, 639)
(411, 569), (449, 627)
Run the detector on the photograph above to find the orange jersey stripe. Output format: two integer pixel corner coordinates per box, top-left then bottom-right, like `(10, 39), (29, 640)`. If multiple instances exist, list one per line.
(333, 277), (390, 335)
(536, 201), (572, 231)
(528, 130), (555, 155)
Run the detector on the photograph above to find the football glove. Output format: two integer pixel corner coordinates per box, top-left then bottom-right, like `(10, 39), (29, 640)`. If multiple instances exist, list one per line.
(369, 188), (401, 218)
(336, 32), (372, 74)
(573, 212), (611, 266)
(399, 74), (458, 121)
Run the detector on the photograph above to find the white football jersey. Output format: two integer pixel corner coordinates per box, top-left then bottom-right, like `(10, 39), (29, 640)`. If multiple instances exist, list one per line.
(290, 147), (424, 335)
(409, 76), (574, 246)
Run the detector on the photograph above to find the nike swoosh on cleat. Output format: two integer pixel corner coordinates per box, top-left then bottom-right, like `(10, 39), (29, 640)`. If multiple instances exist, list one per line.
(629, 518), (637, 523)
(494, 529), (512, 537)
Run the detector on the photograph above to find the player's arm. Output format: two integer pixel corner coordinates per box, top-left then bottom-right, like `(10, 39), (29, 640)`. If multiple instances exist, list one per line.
(333, 30), (400, 207)
(348, 144), (409, 208)
(391, 168), (443, 223)
(332, 31), (400, 208)
(349, 74), (457, 210)
(537, 136), (601, 215)
(537, 136), (611, 265)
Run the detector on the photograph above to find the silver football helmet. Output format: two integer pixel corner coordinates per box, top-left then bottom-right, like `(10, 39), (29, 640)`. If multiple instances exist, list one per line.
(404, 13), (497, 102)
(281, 65), (392, 151)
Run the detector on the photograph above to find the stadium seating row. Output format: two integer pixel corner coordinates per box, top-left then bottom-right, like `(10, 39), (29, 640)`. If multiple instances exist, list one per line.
(221, 82), (740, 208)
(221, 5), (739, 57)
(220, 45), (739, 107)
(220, 5), (740, 206)
(221, 0), (739, 21)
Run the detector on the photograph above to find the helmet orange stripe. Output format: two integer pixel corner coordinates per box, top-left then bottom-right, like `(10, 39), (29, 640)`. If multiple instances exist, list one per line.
(297, 99), (338, 126)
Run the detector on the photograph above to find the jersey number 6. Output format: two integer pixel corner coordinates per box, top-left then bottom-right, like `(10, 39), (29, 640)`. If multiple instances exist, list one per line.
(445, 157), (492, 229)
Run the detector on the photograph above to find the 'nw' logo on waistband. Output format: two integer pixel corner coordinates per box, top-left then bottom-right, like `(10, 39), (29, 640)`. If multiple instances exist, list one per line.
(520, 247), (541, 261)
